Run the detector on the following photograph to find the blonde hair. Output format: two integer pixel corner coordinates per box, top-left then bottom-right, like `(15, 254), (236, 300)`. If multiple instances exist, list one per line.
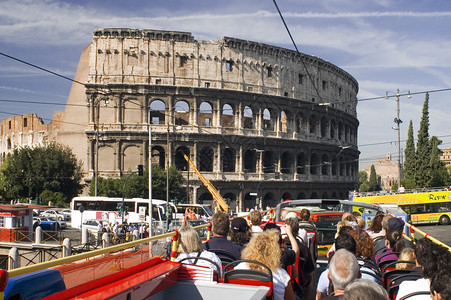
(356, 216), (365, 229)
(240, 229), (281, 272)
(396, 248), (415, 270)
(177, 225), (202, 253)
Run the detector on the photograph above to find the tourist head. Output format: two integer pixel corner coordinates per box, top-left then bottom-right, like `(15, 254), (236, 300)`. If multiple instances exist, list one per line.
(342, 279), (389, 300)
(212, 212), (230, 236)
(329, 249), (360, 290)
(349, 228), (375, 260)
(177, 225), (201, 253)
(241, 229), (281, 272)
(300, 208), (310, 221)
(396, 248), (415, 270)
(335, 233), (357, 255)
(249, 210), (262, 226)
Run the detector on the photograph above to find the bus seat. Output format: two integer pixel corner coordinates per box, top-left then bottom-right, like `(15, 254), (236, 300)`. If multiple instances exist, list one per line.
(222, 260), (273, 299)
(178, 256), (221, 281)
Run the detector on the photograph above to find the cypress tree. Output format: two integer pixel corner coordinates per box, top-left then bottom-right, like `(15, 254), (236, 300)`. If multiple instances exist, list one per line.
(415, 93), (432, 187)
(402, 120), (416, 188)
(369, 164), (378, 191)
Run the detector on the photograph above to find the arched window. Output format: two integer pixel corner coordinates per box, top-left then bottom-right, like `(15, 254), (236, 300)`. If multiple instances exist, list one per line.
(243, 106), (254, 129)
(281, 151), (292, 174)
(263, 108), (273, 131)
(310, 153), (319, 175)
(151, 146), (165, 168)
(150, 100), (166, 124)
(280, 111), (288, 133)
(175, 146), (190, 171)
(309, 115), (317, 135)
(321, 154), (329, 175)
(222, 148), (236, 172)
(222, 104), (234, 127)
(244, 150), (257, 172)
(199, 102), (213, 127)
(199, 147), (214, 171)
(321, 117), (328, 137)
(297, 152), (306, 174)
(263, 151), (275, 173)
(174, 101), (190, 125)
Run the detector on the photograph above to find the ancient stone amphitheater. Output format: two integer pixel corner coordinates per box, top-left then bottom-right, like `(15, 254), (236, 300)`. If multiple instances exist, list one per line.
(1, 28), (360, 212)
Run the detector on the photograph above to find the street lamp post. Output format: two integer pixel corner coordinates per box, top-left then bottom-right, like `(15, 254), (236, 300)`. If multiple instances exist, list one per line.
(386, 89), (411, 188)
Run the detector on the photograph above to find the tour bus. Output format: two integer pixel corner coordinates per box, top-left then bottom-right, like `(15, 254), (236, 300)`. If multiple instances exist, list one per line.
(70, 196), (176, 228)
(352, 189), (451, 225)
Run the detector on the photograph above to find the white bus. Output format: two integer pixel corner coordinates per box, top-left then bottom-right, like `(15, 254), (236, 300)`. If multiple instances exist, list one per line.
(70, 196), (176, 229)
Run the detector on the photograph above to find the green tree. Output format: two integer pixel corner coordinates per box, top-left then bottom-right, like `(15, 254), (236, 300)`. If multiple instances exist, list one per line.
(91, 164), (186, 202)
(0, 143), (84, 204)
(415, 93), (432, 187)
(403, 120), (416, 189)
(429, 136), (450, 187)
(358, 171), (368, 184)
(359, 181), (370, 193)
(369, 165), (378, 191)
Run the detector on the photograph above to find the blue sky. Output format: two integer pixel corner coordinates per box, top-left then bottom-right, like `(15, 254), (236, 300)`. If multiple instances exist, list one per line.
(1, 0), (451, 169)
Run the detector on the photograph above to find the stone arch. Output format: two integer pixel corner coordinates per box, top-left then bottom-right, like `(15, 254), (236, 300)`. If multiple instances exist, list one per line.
(339, 156), (345, 176)
(199, 146), (214, 171)
(321, 154), (329, 175)
(151, 146), (165, 168)
(280, 111), (288, 133)
(263, 151), (275, 173)
(150, 99), (166, 124)
(198, 192), (214, 208)
(222, 148), (236, 172)
(320, 116), (328, 138)
(281, 151), (292, 174)
(243, 192), (256, 212)
(309, 114), (318, 135)
(98, 145), (114, 172)
(281, 192), (292, 201)
(297, 152), (306, 174)
(345, 124), (349, 142)
(322, 192), (329, 199)
(338, 122), (343, 141)
(310, 192), (319, 199)
(174, 100), (190, 125)
(243, 106), (254, 129)
(332, 192), (337, 198)
(244, 149), (257, 172)
(332, 157), (338, 176)
(175, 146), (190, 171)
(122, 144), (141, 172)
(223, 192), (237, 212)
(262, 192), (277, 208)
(297, 192), (306, 199)
(199, 101), (213, 127)
(330, 119), (336, 139)
(123, 98), (142, 125)
(310, 153), (319, 175)
(296, 112), (306, 134)
(262, 108), (273, 131)
(222, 104), (234, 127)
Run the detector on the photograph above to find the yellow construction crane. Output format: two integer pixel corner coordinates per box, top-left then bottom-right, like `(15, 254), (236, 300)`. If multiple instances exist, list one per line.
(183, 153), (229, 212)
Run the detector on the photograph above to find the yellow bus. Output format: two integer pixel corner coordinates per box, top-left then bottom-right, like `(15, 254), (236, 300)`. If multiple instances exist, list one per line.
(352, 190), (451, 225)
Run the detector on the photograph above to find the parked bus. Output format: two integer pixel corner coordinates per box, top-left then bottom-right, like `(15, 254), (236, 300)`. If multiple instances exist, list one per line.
(70, 197), (176, 228)
(352, 190), (451, 225)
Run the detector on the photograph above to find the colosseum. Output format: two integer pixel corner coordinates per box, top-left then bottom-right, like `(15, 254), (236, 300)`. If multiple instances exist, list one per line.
(0, 28), (359, 212)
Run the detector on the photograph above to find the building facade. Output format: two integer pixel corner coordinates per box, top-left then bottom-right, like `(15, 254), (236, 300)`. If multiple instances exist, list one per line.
(363, 154), (400, 191)
(1, 28), (360, 211)
(440, 148), (451, 167)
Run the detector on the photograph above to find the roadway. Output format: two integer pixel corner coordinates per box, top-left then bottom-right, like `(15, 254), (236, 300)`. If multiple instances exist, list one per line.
(413, 224), (451, 247)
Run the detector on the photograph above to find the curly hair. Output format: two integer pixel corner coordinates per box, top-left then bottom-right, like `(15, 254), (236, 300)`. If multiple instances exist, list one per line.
(240, 229), (281, 273)
(230, 230), (251, 247)
(416, 238), (451, 279)
(349, 228), (375, 260)
(369, 214), (384, 233)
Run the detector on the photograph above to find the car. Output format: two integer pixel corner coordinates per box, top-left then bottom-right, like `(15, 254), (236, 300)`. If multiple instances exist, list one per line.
(47, 217), (66, 229)
(82, 219), (105, 233)
(33, 217), (59, 231)
(59, 209), (72, 220)
(41, 210), (70, 221)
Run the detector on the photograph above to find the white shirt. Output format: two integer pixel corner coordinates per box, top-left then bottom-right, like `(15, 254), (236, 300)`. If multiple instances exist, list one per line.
(235, 263), (291, 300)
(396, 278), (430, 300)
(175, 250), (222, 273)
(251, 225), (263, 235)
